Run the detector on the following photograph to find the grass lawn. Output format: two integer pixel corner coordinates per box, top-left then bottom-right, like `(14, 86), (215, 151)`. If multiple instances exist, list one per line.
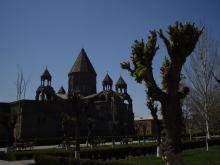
(116, 146), (220, 165)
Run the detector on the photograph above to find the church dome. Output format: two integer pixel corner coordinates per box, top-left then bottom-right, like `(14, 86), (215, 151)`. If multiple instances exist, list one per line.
(57, 86), (66, 94)
(116, 76), (127, 88)
(102, 73), (113, 86)
(41, 68), (52, 81)
(68, 48), (97, 96)
(69, 48), (96, 75)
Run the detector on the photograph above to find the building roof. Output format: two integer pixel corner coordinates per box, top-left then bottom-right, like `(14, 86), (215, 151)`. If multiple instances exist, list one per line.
(102, 73), (113, 85)
(134, 116), (153, 121)
(83, 93), (100, 99)
(56, 93), (68, 100)
(41, 68), (52, 81)
(57, 86), (66, 94)
(116, 76), (127, 87)
(69, 48), (96, 75)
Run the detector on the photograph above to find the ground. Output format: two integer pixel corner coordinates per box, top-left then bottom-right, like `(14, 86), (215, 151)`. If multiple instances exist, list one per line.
(0, 160), (34, 165)
(117, 146), (220, 165)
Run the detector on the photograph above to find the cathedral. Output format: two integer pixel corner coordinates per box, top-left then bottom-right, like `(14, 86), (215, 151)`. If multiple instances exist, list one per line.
(0, 48), (134, 143)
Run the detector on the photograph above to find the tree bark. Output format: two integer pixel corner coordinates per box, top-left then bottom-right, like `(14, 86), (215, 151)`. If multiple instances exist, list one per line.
(205, 118), (210, 151)
(112, 137), (115, 148)
(156, 145), (162, 157)
(162, 98), (185, 165)
(189, 129), (192, 141)
(155, 116), (162, 158)
(166, 153), (185, 165)
(204, 94), (210, 151)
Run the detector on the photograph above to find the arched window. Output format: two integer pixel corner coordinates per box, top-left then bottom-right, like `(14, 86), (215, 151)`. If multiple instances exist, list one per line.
(124, 100), (129, 104)
(123, 100), (129, 110)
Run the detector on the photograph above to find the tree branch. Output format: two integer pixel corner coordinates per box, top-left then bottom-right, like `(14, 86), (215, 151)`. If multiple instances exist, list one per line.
(121, 31), (167, 101)
(158, 29), (172, 58)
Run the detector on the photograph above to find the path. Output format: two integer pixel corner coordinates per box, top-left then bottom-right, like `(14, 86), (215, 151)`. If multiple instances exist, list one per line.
(0, 160), (35, 165)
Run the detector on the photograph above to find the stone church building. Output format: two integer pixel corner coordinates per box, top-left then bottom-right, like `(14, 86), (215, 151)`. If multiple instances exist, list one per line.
(0, 48), (134, 143)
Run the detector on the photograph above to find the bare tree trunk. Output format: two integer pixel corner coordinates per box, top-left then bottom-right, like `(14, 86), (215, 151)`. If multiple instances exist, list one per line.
(156, 127), (162, 158)
(204, 84), (210, 151)
(162, 99), (185, 165)
(205, 119), (210, 139)
(205, 118), (209, 151)
(156, 145), (161, 157)
(112, 137), (115, 148)
(189, 129), (192, 141)
(156, 124), (162, 158)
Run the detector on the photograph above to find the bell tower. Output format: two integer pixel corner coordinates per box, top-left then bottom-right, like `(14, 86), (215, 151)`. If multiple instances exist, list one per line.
(115, 76), (127, 93)
(36, 68), (55, 101)
(102, 73), (113, 91)
(68, 48), (97, 96)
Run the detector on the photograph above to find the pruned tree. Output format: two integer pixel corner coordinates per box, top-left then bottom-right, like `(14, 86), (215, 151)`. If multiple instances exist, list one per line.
(121, 22), (202, 165)
(60, 112), (75, 138)
(59, 93), (82, 160)
(69, 93), (82, 159)
(147, 98), (162, 157)
(184, 27), (220, 151)
(86, 117), (96, 147)
(111, 120), (119, 148)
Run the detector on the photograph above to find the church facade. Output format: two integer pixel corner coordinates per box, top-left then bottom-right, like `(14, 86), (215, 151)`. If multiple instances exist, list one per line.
(0, 49), (134, 142)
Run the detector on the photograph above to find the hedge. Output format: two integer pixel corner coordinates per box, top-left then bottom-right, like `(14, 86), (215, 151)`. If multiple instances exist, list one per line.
(1, 138), (220, 161)
(0, 136), (152, 147)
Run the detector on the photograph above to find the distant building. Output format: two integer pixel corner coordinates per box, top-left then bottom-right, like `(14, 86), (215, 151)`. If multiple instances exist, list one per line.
(0, 49), (134, 143)
(134, 117), (162, 137)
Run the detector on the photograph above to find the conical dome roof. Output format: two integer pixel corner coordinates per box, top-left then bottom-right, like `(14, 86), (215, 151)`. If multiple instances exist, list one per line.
(57, 86), (66, 94)
(102, 73), (113, 85)
(69, 48), (96, 75)
(41, 68), (52, 81)
(116, 76), (127, 88)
